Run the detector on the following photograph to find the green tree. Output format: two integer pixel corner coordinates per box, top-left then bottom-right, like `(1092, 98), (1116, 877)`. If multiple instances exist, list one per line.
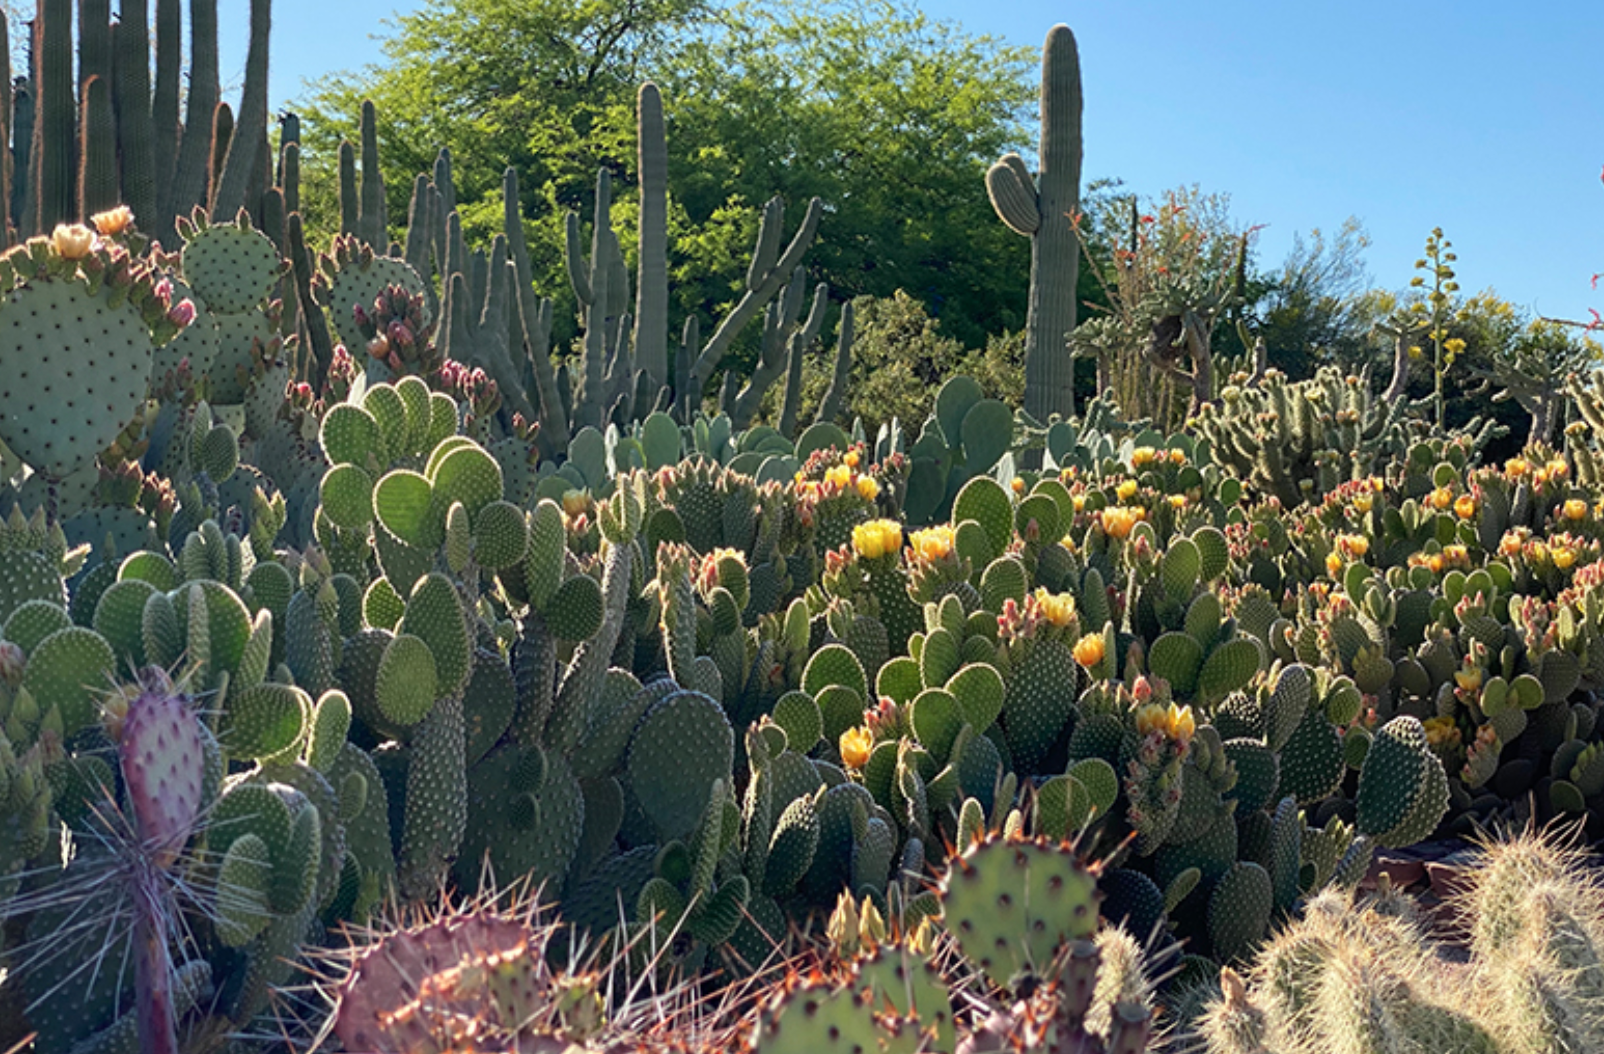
(294, 0), (1036, 359)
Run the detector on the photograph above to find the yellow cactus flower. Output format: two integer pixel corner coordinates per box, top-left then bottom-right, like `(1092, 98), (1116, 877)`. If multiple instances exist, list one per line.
(561, 489), (589, 517)
(1337, 534), (1369, 559)
(856, 475), (880, 501)
(825, 464), (853, 490)
(1454, 494), (1477, 520)
(909, 526), (955, 563)
(1325, 552), (1343, 578)
(1072, 494), (1087, 512)
(52, 223), (94, 260)
(1424, 715), (1460, 748)
(1116, 479), (1139, 501)
(1430, 487), (1454, 511)
(91, 205), (134, 236)
(1073, 633), (1106, 669)
(1034, 588), (1076, 628)
(1100, 506), (1142, 540)
(1169, 449), (1187, 466)
(1554, 547), (1576, 571)
(1499, 532), (1523, 557)
(1533, 468), (1550, 486)
(839, 727), (873, 769)
(1169, 494), (1187, 509)
(1168, 703), (1197, 743)
(1353, 494), (1373, 514)
(1548, 458), (1569, 480)
(1131, 446), (1158, 468)
(844, 449), (861, 468)
(1454, 666), (1482, 693)
(851, 519), (903, 560)
(1134, 702), (1168, 738)
(1011, 477), (1027, 495)
(1505, 457), (1530, 478)
(1563, 499), (1587, 522)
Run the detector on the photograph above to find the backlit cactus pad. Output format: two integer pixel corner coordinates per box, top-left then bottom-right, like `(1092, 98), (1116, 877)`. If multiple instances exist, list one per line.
(0, 227), (185, 480)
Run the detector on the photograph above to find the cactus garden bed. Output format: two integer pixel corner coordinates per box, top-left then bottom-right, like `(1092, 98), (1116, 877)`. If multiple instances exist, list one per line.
(0, 2), (1600, 1053)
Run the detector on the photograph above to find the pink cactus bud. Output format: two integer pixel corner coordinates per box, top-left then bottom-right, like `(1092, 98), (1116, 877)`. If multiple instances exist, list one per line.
(353, 304), (370, 328)
(1132, 676), (1154, 703)
(367, 335), (390, 360)
(167, 298), (196, 327)
(387, 320), (414, 348)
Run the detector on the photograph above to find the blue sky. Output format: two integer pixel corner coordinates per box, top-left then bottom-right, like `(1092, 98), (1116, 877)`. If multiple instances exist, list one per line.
(220, 0), (1604, 329)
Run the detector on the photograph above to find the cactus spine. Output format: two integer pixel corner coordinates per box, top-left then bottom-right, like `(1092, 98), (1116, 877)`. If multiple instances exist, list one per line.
(987, 24), (1082, 422)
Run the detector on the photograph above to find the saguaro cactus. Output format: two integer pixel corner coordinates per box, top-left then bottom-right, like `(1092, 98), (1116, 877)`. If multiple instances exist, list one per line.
(986, 24), (1082, 422)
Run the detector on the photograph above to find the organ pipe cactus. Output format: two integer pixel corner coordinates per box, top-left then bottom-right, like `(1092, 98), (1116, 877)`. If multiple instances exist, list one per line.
(987, 24), (1083, 422)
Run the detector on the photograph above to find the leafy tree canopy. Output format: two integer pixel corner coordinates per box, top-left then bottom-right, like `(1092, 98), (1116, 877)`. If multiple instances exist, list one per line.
(295, 0), (1037, 353)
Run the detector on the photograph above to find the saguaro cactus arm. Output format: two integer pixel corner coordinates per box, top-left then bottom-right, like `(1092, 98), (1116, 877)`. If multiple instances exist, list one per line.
(989, 24), (1082, 422)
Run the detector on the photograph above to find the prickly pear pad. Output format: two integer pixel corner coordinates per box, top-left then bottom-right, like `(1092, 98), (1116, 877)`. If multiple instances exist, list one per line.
(938, 833), (1102, 991)
(0, 245), (166, 479)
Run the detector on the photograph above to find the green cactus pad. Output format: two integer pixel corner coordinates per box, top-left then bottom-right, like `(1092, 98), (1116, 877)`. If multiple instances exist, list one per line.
(428, 442), (504, 526)
(0, 277), (154, 480)
(373, 469), (441, 550)
(952, 475), (1014, 559)
(937, 833), (1102, 991)
(1001, 637), (1077, 773)
(1197, 638), (1263, 703)
(627, 690), (734, 843)
(3, 599), (71, 654)
(215, 831), (274, 946)
(471, 499), (528, 570)
(946, 661), (1006, 732)
(803, 643), (869, 700)
(319, 463), (376, 531)
(1149, 631), (1205, 695)
(400, 572), (471, 697)
(221, 683), (311, 760)
(543, 574), (604, 641)
(24, 625), (116, 735)
(375, 632), (439, 727)
(1355, 716), (1445, 847)
(1277, 710), (1345, 804)
(181, 221), (282, 313)
(1207, 861), (1272, 962)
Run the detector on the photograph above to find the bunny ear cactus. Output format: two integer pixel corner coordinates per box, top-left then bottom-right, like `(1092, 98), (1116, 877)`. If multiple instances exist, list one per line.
(987, 25), (1082, 423)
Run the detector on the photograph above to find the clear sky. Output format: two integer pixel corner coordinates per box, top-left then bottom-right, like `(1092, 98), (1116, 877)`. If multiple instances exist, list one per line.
(219, 0), (1604, 329)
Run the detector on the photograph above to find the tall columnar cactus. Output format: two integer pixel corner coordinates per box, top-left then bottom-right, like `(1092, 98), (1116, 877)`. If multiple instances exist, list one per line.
(986, 24), (1082, 422)
(633, 82), (669, 390)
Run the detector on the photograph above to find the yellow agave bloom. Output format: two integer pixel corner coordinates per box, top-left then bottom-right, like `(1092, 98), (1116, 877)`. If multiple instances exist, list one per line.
(1563, 499), (1588, 522)
(839, 727), (873, 769)
(1073, 633), (1105, 668)
(1101, 506), (1143, 540)
(1034, 588), (1076, 628)
(852, 519), (903, 560)
(1116, 479), (1139, 501)
(909, 525), (955, 562)
(856, 475), (880, 501)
